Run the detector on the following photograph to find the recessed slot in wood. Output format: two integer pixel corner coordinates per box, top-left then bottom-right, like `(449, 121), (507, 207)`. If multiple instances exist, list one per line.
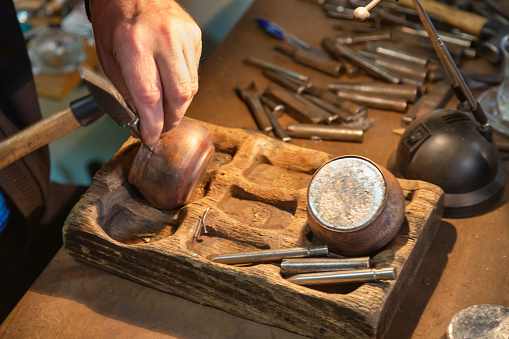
(218, 185), (296, 230)
(245, 155), (314, 190)
(209, 149), (236, 171)
(99, 184), (180, 245)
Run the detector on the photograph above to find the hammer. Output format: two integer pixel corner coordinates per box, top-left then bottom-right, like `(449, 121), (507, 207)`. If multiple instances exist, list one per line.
(0, 65), (140, 170)
(392, 0), (508, 64)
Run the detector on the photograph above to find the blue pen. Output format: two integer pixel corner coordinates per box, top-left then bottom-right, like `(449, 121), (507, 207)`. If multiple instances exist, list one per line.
(255, 17), (329, 58)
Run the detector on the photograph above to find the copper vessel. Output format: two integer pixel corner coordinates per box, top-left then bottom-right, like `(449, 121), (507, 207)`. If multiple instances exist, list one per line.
(307, 156), (405, 256)
(128, 118), (215, 210)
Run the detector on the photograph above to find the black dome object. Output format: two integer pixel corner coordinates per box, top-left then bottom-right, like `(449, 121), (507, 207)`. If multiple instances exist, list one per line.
(387, 109), (505, 218)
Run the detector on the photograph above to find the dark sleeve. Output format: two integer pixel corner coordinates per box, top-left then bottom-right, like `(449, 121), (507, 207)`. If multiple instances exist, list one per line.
(0, 0), (50, 229)
(84, 0), (92, 21)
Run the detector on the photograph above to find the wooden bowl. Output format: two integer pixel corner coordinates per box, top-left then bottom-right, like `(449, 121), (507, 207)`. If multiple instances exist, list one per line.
(128, 118), (215, 210)
(307, 155), (405, 256)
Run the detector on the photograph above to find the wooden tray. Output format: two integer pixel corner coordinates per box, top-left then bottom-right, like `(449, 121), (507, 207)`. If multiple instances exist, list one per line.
(63, 120), (444, 338)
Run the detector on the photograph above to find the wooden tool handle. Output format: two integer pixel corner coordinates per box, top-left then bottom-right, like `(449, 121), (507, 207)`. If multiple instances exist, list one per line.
(392, 0), (488, 36)
(0, 107), (81, 170)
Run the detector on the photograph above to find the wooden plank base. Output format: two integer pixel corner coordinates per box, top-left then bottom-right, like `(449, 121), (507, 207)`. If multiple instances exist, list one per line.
(63, 120), (444, 338)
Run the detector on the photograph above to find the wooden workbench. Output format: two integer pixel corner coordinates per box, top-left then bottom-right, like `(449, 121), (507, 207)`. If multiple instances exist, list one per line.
(1, 0), (508, 338)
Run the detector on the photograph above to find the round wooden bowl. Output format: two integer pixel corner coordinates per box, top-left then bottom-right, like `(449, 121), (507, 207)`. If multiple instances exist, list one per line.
(307, 155), (405, 256)
(128, 118), (215, 210)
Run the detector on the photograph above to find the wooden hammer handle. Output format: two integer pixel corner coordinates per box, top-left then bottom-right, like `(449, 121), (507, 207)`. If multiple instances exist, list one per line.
(392, 0), (489, 36)
(0, 107), (81, 170)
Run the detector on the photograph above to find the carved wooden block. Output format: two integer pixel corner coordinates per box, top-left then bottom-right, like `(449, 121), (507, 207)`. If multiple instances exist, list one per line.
(63, 120), (444, 338)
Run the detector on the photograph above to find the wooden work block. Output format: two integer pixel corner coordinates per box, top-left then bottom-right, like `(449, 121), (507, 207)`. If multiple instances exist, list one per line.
(63, 120), (444, 338)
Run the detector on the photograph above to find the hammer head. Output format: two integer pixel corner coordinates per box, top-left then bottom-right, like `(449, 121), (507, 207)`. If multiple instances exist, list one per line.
(78, 65), (138, 127)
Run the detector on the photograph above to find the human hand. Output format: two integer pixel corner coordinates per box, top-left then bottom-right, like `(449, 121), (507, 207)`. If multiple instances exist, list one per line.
(89, 0), (202, 146)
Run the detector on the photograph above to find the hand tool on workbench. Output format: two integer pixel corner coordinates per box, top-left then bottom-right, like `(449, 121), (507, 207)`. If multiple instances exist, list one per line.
(263, 105), (292, 142)
(243, 57), (309, 82)
(0, 65), (139, 170)
(321, 37), (362, 77)
(262, 69), (308, 94)
(322, 81), (412, 112)
(333, 21), (381, 33)
(390, 35), (465, 63)
(334, 89), (409, 112)
(328, 81), (421, 103)
(304, 76), (408, 112)
(324, 37), (403, 84)
(286, 123), (364, 142)
(303, 85), (367, 117)
(392, 0), (509, 64)
(357, 50), (430, 88)
(364, 41), (433, 66)
(391, 26), (478, 58)
(334, 31), (391, 45)
(349, 37), (442, 87)
(376, 5), (428, 30)
(280, 257), (371, 276)
(264, 85), (337, 124)
(369, 38), (463, 65)
(208, 245), (329, 264)
(236, 82), (274, 133)
(259, 94), (285, 118)
(376, 9), (476, 59)
(307, 81), (409, 113)
(301, 95), (352, 123)
(323, 0), (376, 21)
(285, 267), (396, 285)
(273, 44), (344, 77)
